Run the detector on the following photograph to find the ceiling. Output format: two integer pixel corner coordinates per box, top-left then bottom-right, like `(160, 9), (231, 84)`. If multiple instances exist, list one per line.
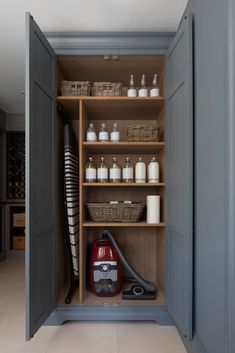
(0, 0), (187, 114)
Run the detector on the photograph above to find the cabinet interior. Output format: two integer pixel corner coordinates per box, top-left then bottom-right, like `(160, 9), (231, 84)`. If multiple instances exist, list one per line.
(56, 55), (166, 307)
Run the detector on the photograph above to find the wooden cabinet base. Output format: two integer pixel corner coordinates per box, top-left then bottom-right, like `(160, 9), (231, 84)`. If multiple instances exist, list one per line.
(12, 236), (25, 250)
(13, 213), (25, 227)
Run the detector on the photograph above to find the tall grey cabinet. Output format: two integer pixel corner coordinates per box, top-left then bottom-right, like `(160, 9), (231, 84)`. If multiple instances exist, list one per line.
(26, 11), (193, 341)
(25, 1), (235, 353)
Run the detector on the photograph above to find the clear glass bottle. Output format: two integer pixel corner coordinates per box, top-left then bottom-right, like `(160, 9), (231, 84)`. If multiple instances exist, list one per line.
(97, 157), (108, 183)
(147, 157), (159, 183)
(85, 157), (96, 183)
(150, 74), (160, 97)
(138, 74), (148, 97)
(110, 157), (121, 183)
(99, 123), (109, 142)
(135, 157), (146, 183)
(111, 123), (120, 142)
(86, 123), (97, 142)
(127, 74), (137, 97)
(122, 157), (134, 183)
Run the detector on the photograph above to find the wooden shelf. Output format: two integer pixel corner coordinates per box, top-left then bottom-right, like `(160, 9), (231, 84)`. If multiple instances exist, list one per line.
(83, 222), (165, 228)
(83, 142), (165, 154)
(58, 96), (165, 101)
(83, 182), (165, 187)
(57, 96), (165, 121)
(83, 284), (165, 307)
(58, 283), (165, 307)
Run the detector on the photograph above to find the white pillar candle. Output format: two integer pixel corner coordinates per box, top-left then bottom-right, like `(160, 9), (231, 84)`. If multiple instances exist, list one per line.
(146, 195), (160, 224)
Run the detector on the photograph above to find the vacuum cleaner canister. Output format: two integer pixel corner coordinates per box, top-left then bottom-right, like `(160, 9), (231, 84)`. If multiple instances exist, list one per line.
(90, 239), (122, 296)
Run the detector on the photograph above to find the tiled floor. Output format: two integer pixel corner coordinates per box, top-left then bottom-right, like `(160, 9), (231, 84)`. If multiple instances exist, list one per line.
(0, 258), (187, 353)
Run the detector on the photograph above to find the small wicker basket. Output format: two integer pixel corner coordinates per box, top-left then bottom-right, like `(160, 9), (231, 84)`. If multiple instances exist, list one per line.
(61, 81), (90, 96)
(92, 82), (122, 96)
(127, 124), (160, 142)
(87, 202), (145, 223)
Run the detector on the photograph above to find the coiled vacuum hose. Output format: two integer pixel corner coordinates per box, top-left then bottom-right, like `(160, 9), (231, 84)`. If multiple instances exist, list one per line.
(102, 230), (156, 292)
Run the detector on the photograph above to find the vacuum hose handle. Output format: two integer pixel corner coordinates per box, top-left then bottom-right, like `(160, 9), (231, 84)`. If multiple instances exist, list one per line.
(102, 230), (156, 292)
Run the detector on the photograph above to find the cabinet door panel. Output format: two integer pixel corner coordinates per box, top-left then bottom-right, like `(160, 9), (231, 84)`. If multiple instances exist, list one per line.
(25, 12), (56, 340)
(166, 14), (193, 340)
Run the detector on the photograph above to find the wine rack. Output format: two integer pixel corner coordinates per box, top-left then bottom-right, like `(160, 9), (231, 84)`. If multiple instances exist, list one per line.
(7, 132), (25, 200)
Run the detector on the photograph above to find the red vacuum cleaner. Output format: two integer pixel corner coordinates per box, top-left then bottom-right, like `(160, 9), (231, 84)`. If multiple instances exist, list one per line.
(89, 238), (122, 296)
(89, 230), (157, 300)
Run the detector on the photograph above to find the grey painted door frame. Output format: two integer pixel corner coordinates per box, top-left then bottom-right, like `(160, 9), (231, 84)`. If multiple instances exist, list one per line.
(45, 31), (174, 56)
(25, 12), (57, 340)
(166, 14), (193, 340)
(225, 1), (235, 352)
(44, 29), (178, 329)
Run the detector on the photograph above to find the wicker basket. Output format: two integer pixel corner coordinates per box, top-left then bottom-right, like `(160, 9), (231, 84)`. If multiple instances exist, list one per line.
(92, 82), (122, 96)
(61, 81), (90, 96)
(87, 202), (145, 222)
(127, 124), (160, 142)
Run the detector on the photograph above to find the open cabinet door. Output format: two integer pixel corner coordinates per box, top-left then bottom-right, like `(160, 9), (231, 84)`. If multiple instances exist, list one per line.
(166, 14), (193, 339)
(25, 13), (57, 339)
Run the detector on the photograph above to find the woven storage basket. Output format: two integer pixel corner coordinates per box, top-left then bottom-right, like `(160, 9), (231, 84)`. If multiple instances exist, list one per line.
(92, 82), (122, 96)
(61, 81), (90, 96)
(127, 124), (160, 142)
(87, 202), (145, 222)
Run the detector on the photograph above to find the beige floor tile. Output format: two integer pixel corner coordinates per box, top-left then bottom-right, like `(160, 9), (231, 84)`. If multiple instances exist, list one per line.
(0, 284), (24, 309)
(0, 265), (25, 284)
(0, 310), (117, 353)
(35, 322), (117, 353)
(0, 259), (187, 353)
(0, 258), (24, 268)
(0, 310), (9, 322)
(117, 322), (186, 353)
(0, 310), (46, 353)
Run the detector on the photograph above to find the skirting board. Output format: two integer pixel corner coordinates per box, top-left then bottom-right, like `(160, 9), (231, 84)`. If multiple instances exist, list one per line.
(44, 306), (174, 326)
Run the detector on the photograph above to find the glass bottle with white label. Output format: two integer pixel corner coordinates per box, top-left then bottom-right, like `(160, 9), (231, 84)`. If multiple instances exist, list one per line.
(99, 123), (109, 142)
(135, 157), (146, 183)
(150, 74), (160, 97)
(110, 157), (121, 183)
(85, 157), (96, 183)
(97, 157), (108, 183)
(127, 74), (137, 97)
(138, 74), (148, 97)
(147, 157), (159, 183)
(111, 123), (120, 142)
(122, 157), (134, 183)
(86, 123), (97, 142)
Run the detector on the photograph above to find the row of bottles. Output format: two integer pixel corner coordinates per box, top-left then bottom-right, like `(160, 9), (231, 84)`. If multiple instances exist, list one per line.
(87, 123), (120, 142)
(128, 74), (160, 97)
(85, 157), (159, 183)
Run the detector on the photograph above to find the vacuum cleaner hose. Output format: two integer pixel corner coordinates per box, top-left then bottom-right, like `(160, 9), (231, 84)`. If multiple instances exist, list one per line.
(102, 230), (156, 292)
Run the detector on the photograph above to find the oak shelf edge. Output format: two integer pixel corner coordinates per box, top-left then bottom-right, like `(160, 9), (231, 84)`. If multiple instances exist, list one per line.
(83, 222), (165, 228)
